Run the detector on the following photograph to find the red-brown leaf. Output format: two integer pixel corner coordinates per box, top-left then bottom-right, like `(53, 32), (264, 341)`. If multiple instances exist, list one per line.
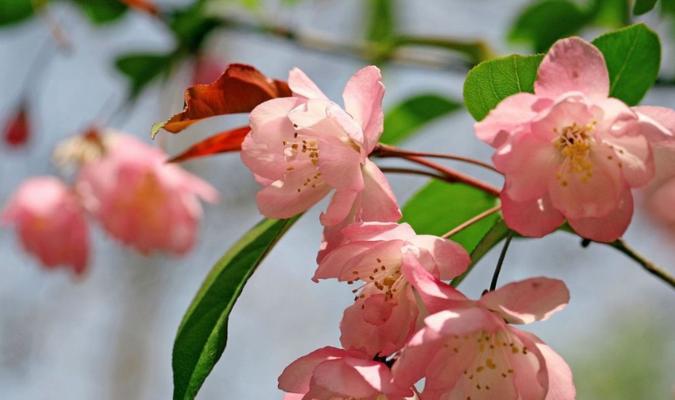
(153, 64), (290, 137)
(4, 104), (29, 148)
(168, 126), (250, 163)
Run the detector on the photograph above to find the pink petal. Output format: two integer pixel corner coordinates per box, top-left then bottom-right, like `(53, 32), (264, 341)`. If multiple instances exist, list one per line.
(340, 290), (418, 357)
(288, 68), (328, 100)
(537, 342), (576, 400)
(342, 65), (385, 154)
(316, 135), (364, 191)
(508, 329), (549, 400)
(354, 159), (401, 222)
(500, 192), (565, 237)
(633, 105), (675, 143)
(320, 189), (359, 226)
(567, 187), (633, 242)
(479, 277), (570, 324)
(406, 235), (470, 280)
(256, 169), (331, 219)
(475, 92), (541, 146)
(494, 130), (559, 202)
(310, 359), (381, 398)
(601, 133), (654, 188)
(313, 241), (373, 281)
(535, 37), (610, 101)
(401, 253), (467, 314)
(242, 97), (303, 181)
(649, 177), (675, 222)
(278, 347), (345, 394)
(341, 222), (415, 242)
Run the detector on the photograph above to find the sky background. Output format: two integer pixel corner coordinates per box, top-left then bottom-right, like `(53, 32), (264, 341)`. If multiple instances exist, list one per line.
(0, 0), (674, 399)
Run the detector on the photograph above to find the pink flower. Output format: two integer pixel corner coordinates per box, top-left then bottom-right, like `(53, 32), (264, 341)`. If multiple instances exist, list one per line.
(2, 177), (89, 275)
(278, 346), (411, 400)
(392, 256), (575, 400)
(77, 132), (218, 255)
(476, 37), (675, 242)
(241, 66), (401, 227)
(314, 222), (470, 357)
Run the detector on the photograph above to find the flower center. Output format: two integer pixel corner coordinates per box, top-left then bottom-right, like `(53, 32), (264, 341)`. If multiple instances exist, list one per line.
(349, 257), (403, 301)
(554, 122), (595, 185)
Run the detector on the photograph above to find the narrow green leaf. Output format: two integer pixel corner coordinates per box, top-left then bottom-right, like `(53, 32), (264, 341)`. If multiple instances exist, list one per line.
(633, 0), (658, 15)
(71, 0), (127, 25)
(509, 0), (589, 52)
(451, 218), (509, 287)
(0, 0), (35, 26)
(592, 23), (661, 105)
(115, 52), (173, 99)
(380, 94), (461, 145)
(172, 217), (299, 400)
(463, 54), (543, 121)
(402, 181), (499, 253)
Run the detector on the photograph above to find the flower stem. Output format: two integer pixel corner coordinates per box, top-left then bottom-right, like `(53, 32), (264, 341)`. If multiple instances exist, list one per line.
(610, 239), (675, 290)
(373, 143), (501, 173)
(442, 205), (502, 239)
(490, 231), (513, 291)
(379, 166), (460, 183)
(398, 155), (501, 196)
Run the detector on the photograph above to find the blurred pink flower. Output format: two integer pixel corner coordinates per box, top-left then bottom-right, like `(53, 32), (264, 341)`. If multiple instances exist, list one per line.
(314, 222), (470, 357)
(476, 37), (675, 242)
(278, 346), (411, 400)
(77, 133), (218, 255)
(2, 177), (89, 275)
(392, 256), (574, 400)
(241, 66), (401, 227)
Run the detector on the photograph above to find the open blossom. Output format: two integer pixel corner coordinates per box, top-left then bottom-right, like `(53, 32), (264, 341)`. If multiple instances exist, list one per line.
(241, 66), (401, 228)
(2, 177), (89, 275)
(476, 37), (675, 242)
(392, 256), (575, 400)
(314, 222), (470, 357)
(77, 132), (218, 255)
(278, 347), (411, 400)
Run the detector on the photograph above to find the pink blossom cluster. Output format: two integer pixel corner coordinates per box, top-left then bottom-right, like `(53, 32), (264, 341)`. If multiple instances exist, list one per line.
(1, 131), (217, 275)
(240, 61), (591, 399)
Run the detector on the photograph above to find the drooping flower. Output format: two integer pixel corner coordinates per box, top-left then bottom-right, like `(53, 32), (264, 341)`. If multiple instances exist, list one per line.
(278, 346), (411, 400)
(314, 222), (470, 357)
(76, 131), (218, 255)
(1, 177), (89, 275)
(392, 256), (575, 400)
(241, 66), (401, 228)
(476, 37), (675, 242)
(3, 103), (30, 148)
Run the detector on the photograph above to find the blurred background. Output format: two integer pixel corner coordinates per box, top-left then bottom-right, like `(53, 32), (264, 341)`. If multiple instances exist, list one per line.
(1, 0), (674, 398)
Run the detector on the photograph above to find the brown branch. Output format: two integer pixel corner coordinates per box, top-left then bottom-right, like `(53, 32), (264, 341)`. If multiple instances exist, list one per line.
(442, 205), (502, 238)
(374, 143), (500, 173)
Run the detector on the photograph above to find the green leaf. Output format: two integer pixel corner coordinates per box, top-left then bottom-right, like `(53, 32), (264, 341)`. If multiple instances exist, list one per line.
(588, 0), (630, 27)
(380, 94), (461, 145)
(168, 3), (222, 53)
(115, 52), (173, 99)
(592, 23), (661, 105)
(402, 181), (499, 253)
(71, 0), (127, 25)
(451, 218), (509, 287)
(463, 54), (543, 121)
(509, 0), (589, 52)
(633, 0), (658, 15)
(0, 0), (35, 26)
(172, 217), (299, 400)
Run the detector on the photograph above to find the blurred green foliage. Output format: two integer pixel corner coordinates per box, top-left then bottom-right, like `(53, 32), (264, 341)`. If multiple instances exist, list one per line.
(380, 94), (461, 145)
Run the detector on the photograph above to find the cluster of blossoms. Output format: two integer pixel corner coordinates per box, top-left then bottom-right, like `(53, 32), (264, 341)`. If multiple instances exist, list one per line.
(238, 37), (675, 399)
(1, 130), (217, 275)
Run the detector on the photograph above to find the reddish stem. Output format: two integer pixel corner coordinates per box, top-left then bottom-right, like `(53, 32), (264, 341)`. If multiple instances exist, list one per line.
(374, 143), (500, 173)
(400, 155), (500, 196)
(442, 205), (502, 238)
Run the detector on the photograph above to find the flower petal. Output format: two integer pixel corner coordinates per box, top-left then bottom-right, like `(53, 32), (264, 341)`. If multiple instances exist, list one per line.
(500, 192), (564, 238)
(401, 254), (468, 314)
(288, 68), (328, 100)
(479, 277), (570, 324)
(354, 159), (401, 222)
(633, 105), (675, 143)
(342, 65), (385, 154)
(475, 92), (541, 146)
(567, 187), (633, 242)
(406, 235), (470, 280)
(320, 189), (359, 226)
(535, 37), (610, 100)
(278, 347), (346, 394)
(256, 169), (331, 219)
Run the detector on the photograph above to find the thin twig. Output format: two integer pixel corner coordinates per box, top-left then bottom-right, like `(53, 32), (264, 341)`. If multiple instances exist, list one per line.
(399, 155), (501, 196)
(442, 205), (502, 238)
(374, 143), (501, 173)
(379, 166), (452, 182)
(611, 239), (675, 289)
(490, 231), (513, 291)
